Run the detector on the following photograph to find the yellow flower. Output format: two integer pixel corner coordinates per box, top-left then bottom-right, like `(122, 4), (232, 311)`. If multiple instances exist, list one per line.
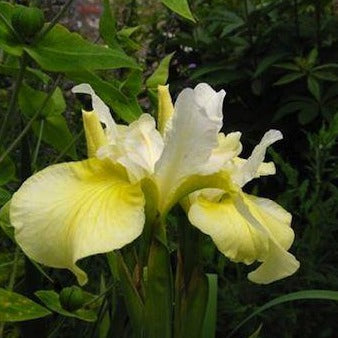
(10, 83), (299, 285)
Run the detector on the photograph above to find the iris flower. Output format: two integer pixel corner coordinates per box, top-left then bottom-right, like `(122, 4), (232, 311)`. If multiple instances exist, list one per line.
(10, 83), (299, 285)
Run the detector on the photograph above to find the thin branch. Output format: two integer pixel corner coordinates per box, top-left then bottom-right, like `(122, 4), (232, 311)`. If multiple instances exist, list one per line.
(36, 0), (75, 40)
(0, 75), (62, 165)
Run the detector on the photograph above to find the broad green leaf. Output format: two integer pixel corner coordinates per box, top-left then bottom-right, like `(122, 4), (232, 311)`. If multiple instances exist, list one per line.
(25, 24), (138, 72)
(253, 53), (287, 78)
(33, 115), (77, 159)
(0, 2), (23, 56)
(307, 76), (320, 101)
(274, 72), (304, 86)
(121, 70), (143, 96)
(312, 70), (338, 82)
(298, 106), (319, 125)
(0, 187), (11, 205)
(19, 83), (66, 118)
(68, 70), (142, 122)
(116, 253), (144, 333)
(201, 274), (218, 338)
(0, 252), (24, 286)
(190, 65), (226, 80)
(146, 53), (175, 89)
(307, 48), (318, 67)
(117, 26), (141, 39)
(313, 63), (338, 70)
(161, 0), (196, 22)
(0, 150), (15, 186)
(273, 63), (300, 71)
(18, 85), (76, 158)
(227, 290), (338, 338)
(144, 232), (173, 338)
(176, 271), (209, 338)
(99, 0), (119, 49)
(35, 290), (97, 322)
(0, 288), (51, 322)
(273, 101), (313, 121)
(0, 202), (14, 241)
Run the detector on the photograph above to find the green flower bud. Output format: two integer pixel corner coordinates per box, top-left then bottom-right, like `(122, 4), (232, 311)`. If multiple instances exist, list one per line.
(59, 286), (84, 312)
(11, 5), (45, 39)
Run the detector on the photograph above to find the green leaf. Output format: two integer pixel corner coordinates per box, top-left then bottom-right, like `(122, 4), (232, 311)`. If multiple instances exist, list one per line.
(144, 232), (173, 338)
(273, 72), (304, 86)
(227, 290), (338, 338)
(25, 24), (138, 72)
(19, 83), (66, 118)
(99, 0), (119, 49)
(307, 76), (320, 100)
(298, 106), (319, 125)
(0, 202), (14, 241)
(201, 274), (218, 338)
(161, 0), (196, 22)
(68, 70), (142, 122)
(248, 324), (263, 338)
(18, 84), (76, 158)
(313, 63), (338, 71)
(35, 290), (97, 322)
(121, 70), (143, 97)
(0, 2), (23, 56)
(0, 187), (11, 205)
(146, 53), (175, 89)
(176, 271), (209, 338)
(115, 253), (144, 333)
(33, 115), (77, 159)
(253, 53), (287, 78)
(0, 288), (51, 322)
(273, 62), (300, 71)
(0, 150), (15, 186)
(273, 101), (313, 121)
(312, 70), (338, 82)
(307, 48), (318, 67)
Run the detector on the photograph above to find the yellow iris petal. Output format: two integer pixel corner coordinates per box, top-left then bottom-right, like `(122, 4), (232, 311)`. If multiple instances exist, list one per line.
(82, 110), (107, 157)
(10, 158), (145, 285)
(188, 192), (299, 284)
(157, 84), (174, 136)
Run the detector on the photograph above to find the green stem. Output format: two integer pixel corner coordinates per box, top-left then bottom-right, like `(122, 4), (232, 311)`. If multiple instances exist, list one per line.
(36, 0), (75, 40)
(83, 283), (115, 307)
(8, 246), (20, 290)
(0, 75), (62, 165)
(0, 56), (26, 143)
(0, 247), (21, 336)
(31, 119), (44, 171)
(0, 12), (22, 43)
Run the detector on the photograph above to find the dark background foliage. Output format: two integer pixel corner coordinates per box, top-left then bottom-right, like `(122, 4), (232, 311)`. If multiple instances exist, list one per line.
(0, 0), (337, 337)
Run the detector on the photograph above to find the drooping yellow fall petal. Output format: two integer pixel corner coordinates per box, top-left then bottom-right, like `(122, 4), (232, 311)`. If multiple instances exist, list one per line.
(82, 110), (107, 157)
(188, 194), (269, 265)
(157, 85), (174, 136)
(188, 191), (299, 284)
(10, 158), (145, 285)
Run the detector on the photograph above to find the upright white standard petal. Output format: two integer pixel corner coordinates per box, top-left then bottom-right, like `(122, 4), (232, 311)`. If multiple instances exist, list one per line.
(232, 129), (283, 187)
(72, 84), (117, 142)
(116, 114), (164, 182)
(155, 83), (225, 206)
(201, 132), (242, 174)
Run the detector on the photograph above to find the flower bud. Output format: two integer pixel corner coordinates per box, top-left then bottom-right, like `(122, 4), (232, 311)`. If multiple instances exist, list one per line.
(11, 5), (45, 39)
(59, 286), (84, 312)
